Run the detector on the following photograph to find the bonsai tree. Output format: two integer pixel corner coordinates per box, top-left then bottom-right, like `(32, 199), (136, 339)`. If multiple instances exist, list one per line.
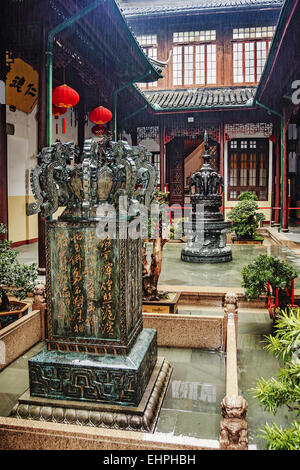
(228, 192), (265, 240)
(252, 308), (300, 450)
(241, 254), (298, 318)
(0, 223), (37, 312)
(142, 190), (169, 301)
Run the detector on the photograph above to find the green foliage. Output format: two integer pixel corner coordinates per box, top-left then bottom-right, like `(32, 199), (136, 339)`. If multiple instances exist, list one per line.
(252, 308), (300, 450)
(227, 192), (265, 240)
(152, 190), (169, 205)
(0, 223), (37, 311)
(238, 191), (258, 201)
(260, 422), (300, 451)
(241, 254), (298, 309)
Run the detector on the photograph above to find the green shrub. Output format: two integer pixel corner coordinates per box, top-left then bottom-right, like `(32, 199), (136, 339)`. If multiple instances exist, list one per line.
(238, 191), (258, 201)
(228, 192), (265, 240)
(241, 254), (298, 312)
(252, 308), (300, 450)
(0, 223), (37, 311)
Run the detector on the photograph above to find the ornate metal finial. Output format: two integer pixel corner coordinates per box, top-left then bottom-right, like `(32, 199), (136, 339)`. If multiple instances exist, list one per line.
(202, 130), (211, 164)
(27, 139), (157, 220)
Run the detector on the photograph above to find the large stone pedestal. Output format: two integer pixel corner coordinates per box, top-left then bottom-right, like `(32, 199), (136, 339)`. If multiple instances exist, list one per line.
(11, 357), (172, 433)
(29, 329), (157, 407)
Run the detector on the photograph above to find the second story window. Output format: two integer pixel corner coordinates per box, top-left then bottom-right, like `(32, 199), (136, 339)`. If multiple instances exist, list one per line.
(136, 34), (158, 88)
(233, 26), (275, 84)
(173, 31), (217, 86)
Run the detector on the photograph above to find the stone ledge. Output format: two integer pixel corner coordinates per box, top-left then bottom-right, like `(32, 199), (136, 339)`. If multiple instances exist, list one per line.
(0, 415), (219, 450)
(143, 313), (224, 350)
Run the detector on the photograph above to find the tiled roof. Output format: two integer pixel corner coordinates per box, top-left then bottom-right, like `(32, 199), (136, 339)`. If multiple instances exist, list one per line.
(121, 0), (283, 17)
(142, 87), (257, 110)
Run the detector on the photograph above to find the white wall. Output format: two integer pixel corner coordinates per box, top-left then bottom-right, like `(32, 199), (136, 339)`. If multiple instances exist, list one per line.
(6, 105), (38, 242)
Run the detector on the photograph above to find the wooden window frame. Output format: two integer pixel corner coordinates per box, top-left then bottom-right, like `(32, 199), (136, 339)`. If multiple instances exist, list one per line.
(228, 138), (269, 201)
(232, 39), (272, 85)
(172, 42), (217, 87)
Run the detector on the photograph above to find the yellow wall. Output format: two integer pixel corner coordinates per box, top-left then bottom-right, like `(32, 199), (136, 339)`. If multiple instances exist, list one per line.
(224, 195), (272, 223)
(8, 196), (38, 244)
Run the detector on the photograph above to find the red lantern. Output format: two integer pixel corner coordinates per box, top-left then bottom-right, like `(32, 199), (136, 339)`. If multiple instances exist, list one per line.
(52, 105), (67, 117)
(91, 124), (106, 136)
(52, 84), (79, 109)
(89, 106), (112, 125)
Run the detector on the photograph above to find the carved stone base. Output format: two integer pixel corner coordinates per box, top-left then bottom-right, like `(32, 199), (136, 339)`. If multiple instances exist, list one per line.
(28, 328), (157, 407)
(10, 358), (172, 433)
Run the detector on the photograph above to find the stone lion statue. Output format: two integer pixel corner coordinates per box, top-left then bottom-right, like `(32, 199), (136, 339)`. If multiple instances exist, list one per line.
(32, 283), (46, 311)
(220, 395), (248, 450)
(224, 292), (238, 316)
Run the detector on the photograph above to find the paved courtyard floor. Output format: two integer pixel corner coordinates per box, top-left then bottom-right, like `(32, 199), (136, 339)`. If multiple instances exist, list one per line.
(0, 308), (296, 450)
(0, 238), (298, 449)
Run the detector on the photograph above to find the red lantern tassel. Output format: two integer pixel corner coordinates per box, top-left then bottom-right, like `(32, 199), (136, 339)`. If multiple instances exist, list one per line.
(291, 278), (295, 307)
(56, 123), (58, 135)
(63, 117), (66, 134)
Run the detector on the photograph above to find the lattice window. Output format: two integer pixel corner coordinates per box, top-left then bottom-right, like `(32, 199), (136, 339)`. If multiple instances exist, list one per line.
(173, 30), (216, 43)
(233, 26), (275, 40)
(228, 138), (269, 200)
(173, 46), (183, 86)
(173, 44), (216, 86)
(195, 45), (205, 85)
(136, 34), (157, 46)
(233, 40), (272, 84)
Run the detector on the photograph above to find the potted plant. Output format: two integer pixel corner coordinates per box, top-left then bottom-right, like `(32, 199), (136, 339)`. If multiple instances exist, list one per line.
(228, 192), (265, 244)
(241, 254), (298, 319)
(0, 223), (37, 327)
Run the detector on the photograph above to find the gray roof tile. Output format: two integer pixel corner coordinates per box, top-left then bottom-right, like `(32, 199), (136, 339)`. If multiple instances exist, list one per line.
(143, 86), (256, 110)
(121, 0), (283, 17)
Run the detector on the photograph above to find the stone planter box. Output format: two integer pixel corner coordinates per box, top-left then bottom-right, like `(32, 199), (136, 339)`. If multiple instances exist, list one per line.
(142, 292), (180, 314)
(0, 309), (42, 371)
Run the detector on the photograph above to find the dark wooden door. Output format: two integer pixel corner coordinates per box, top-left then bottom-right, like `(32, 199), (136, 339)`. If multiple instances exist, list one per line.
(166, 137), (185, 207)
